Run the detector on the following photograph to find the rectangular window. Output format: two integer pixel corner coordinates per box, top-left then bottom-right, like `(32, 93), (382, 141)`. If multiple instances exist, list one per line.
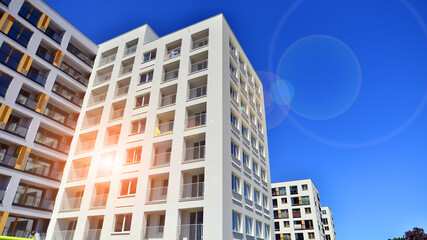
(264, 225), (270, 239)
(305, 207), (312, 214)
(0, 42), (24, 70)
(252, 160), (259, 176)
(251, 134), (257, 148)
(135, 93), (150, 108)
(254, 189), (260, 204)
(231, 174), (240, 193)
(230, 111), (238, 128)
(243, 182), (251, 199)
(7, 21), (33, 47)
(120, 178), (137, 196)
(140, 70), (153, 84)
(302, 184), (308, 190)
(125, 147), (141, 164)
(114, 214), (132, 232)
(231, 141), (239, 159)
(282, 197), (287, 204)
(308, 232), (315, 239)
(261, 168), (266, 181)
(256, 221), (262, 237)
(232, 211), (241, 232)
(143, 49), (156, 62)
(259, 143), (264, 156)
(130, 119), (146, 134)
(230, 85), (237, 100)
(0, 71), (13, 97)
(18, 1), (42, 27)
(272, 199), (278, 208)
(241, 124), (248, 140)
(262, 194), (268, 209)
(242, 151), (249, 167)
(245, 216), (252, 235)
(284, 221), (290, 227)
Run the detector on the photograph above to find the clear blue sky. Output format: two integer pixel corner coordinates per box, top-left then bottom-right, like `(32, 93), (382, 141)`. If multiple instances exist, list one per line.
(44, 0), (427, 239)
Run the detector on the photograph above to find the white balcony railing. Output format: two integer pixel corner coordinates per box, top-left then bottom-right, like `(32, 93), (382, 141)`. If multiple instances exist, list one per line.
(147, 187), (168, 202)
(143, 226), (164, 239)
(89, 93), (107, 105)
(111, 108), (125, 120)
(83, 116), (101, 127)
(85, 229), (101, 240)
(186, 113), (206, 129)
(190, 60), (208, 73)
(99, 54), (116, 66)
(184, 145), (205, 161)
(153, 152), (171, 167)
(155, 121), (174, 135)
(160, 94), (176, 107)
(75, 140), (96, 153)
(116, 85), (129, 97)
(180, 182), (204, 200)
(164, 47), (181, 60)
(188, 85), (207, 100)
(68, 166), (89, 180)
(94, 73), (111, 85)
(178, 224), (203, 240)
(120, 65), (133, 75)
(53, 230), (75, 240)
(61, 196), (82, 211)
(105, 134), (120, 146)
(123, 45), (137, 57)
(164, 69), (179, 82)
(192, 37), (208, 50)
(91, 194), (108, 208)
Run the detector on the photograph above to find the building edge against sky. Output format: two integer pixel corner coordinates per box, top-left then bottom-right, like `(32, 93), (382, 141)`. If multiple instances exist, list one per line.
(46, 13), (274, 240)
(0, 0), (97, 238)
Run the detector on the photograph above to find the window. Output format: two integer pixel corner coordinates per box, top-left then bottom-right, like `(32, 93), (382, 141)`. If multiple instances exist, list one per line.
(242, 151), (249, 168)
(120, 178), (137, 196)
(230, 111), (238, 128)
(7, 21), (33, 47)
(143, 49), (156, 62)
(256, 221), (262, 238)
(305, 207), (312, 214)
(140, 70), (153, 84)
(135, 93), (150, 108)
(130, 119), (146, 134)
(245, 216), (252, 235)
(241, 124), (249, 140)
(272, 199), (277, 208)
(232, 211), (241, 232)
(326, 235), (331, 240)
(282, 197), (287, 204)
(264, 224), (270, 239)
(308, 232), (315, 239)
(252, 160), (259, 176)
(231, 174), (240, 193)
(243, 182), (251, 199)
(284, 221), (290, 228)
(0, 71), (13, 97)
(261, 168), (266, 182)
(274, 222), (280, 231)
(125, 147), (141, 164)
(290, 186), (298, 195)
(259, 143), (265, 156)
(231, 141), (239, 159)
(272, 187), (286, 196)
(229, 40), (236, 54)
(302, 184), (308, 190)
(18, 1), (42, 26)
(114, 214), (132, 232)
(0, 42), (23, 70)
(262, 194), (268, 209)
(240, 100), (247, 114)
(325, 226), (330, 231)
(230, 84), (237, 101)
(254, 189), (260, 204)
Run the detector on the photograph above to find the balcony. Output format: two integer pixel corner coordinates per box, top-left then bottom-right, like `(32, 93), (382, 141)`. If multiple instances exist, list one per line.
(147, 186), (168, 203)
(15, 92), (37, 111)
(192, 35), (208, 50)
(186, 113), (206, 129)
(153, 152), (171, 167)
(178, 224), (203, 240)
(67, 43), (94, 67)
(181, 182), (204, 200)
(85, 229), (101, 240)
(99, 53), (116, 66)
(53, 230), (75, 240)
(45, 26), (63, 44)
(4, 121), (29, 138)
(61, 195), (82, 211)
(105, 134), (120, 146)
(188, 85), (207, 100)
(43, 104), (77, 129)
(0, 189), (5, 203)
(13, 195), (54, 211)
(164, 47), (181, 60)
(91, 193), (108, 208)
(34, 129), (70, 153)
(111, 108), (124, 120)
(120, 64), (133, 76)
(164, 69), (179, 82)
(88, 89), (107, 106)
(59, 62), (88, 86)
(75, 139), (96, 153)
(155, 121), (174, 136)
(36, 47), (55, 64)
(94, 72), (111, 86)
(116, 85), (129, 97)
(27, 67), (48, 86)
(83, 115), (101, 128)
(124, 45), (137, 57)
(0, 152), (17, 167)
(143, 226), (164, 240)
(52, 82), (83, 106)
(160, 94), (176, 107)
(190, 60), (208, 74)
(184, 145), (205, 162)
(68, 166), (89, 181)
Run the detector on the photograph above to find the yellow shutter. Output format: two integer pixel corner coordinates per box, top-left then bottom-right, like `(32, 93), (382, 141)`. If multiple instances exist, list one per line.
(17, 54), (33, 75)
(35, 93), (49, 113)
(299, 196), (302, 204)
(0, 13), (15, 34)
(0, 104), (13, 129)
(37, 13), (51, 32)
(278, 209), (282, 218)
(14, 146), (31, 170)
(0, 211), (9, 235)
(53, 50), (65, 67)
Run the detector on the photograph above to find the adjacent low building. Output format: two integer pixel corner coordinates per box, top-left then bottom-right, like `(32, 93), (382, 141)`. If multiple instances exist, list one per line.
(0, 0), (97, 238)
(272, 179), (328, 240)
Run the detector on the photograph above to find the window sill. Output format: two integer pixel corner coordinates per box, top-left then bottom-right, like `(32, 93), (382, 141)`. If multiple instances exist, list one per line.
(118, 194), (136, 199)
(111, 232), (130, 236)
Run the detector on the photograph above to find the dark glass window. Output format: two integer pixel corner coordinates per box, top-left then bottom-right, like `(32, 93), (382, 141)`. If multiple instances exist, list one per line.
(0, 43), (23, 70)
(0, 72), (13, 97)
(18, 1), (42, 26)
(0, 0), (12, 7)
(7, 21), (33, 47)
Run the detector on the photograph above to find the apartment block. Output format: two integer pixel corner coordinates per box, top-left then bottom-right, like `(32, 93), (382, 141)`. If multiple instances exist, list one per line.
(321, 207), (336, 240)
(0, 0), (97, 238)
(272, 180), (325, 240)
(47, 14), (273, 240)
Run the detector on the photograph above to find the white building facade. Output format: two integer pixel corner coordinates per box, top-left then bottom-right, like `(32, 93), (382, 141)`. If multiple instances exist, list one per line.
(272, 179), (325, 240)
(47, 14), (274, 240)
(321, 207), (336, 240)
(0, 0), (97, 238)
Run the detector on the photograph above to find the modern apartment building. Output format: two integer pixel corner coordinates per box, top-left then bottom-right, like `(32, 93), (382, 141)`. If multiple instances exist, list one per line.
(272, 179), (325, 240)
(0, 0), (97, 238)
(321, 207), (336, 240)
(47, 14), (273, 240)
